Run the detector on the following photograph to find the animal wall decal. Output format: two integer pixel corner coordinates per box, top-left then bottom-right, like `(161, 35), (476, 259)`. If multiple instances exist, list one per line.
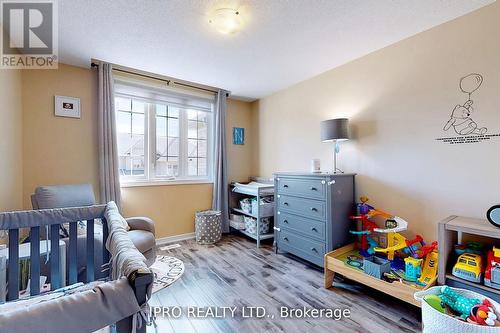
(443, 73), (487, 136)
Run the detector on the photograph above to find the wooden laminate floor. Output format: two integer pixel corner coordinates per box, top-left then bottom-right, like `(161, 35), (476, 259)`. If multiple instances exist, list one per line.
(149, 235), (421, 333)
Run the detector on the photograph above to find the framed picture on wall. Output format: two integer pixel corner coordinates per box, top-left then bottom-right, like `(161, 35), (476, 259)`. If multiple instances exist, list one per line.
(233, 127), (245, 145)
(54, 95), (81, 118)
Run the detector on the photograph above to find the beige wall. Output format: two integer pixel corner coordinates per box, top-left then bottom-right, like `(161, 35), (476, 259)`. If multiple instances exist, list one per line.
(254, 2), (500, 240)
(20, 63), (254, 238)
(121, 184), (213, 238)
(22, 64), (100, 208)
(227, 99), (255, 183)
(0, 70), (23, 211)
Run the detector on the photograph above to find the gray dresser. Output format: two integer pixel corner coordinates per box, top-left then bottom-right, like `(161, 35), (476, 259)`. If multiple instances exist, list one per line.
(274, 172), (355, 267)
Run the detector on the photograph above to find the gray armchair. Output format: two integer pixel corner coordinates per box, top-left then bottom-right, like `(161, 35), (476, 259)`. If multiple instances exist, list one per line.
(31, 184), (156, 281)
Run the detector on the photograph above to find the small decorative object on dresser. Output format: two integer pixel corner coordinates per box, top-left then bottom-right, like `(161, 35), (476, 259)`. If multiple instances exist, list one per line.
(273, 172), (355, 267)
(310, 159), (321, 173)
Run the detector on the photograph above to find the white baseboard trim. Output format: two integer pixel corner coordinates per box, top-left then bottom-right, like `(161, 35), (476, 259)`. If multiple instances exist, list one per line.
(156, 232), (195, 246)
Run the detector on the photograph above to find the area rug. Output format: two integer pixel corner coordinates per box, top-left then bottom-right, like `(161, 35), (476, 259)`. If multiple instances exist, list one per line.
(150, 255), (184, 294)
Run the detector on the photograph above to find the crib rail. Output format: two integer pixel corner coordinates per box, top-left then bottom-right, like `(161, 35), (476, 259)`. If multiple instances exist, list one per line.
(0, 205), (109, 301)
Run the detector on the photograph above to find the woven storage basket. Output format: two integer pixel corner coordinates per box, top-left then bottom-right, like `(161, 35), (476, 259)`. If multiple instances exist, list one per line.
(414, 286), (500, 333)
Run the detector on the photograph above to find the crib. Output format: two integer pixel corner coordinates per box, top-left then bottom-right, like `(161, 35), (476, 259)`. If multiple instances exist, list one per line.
(0, 203), (154, 333)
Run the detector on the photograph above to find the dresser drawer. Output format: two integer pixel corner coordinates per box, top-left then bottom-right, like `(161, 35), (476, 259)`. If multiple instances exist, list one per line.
(276, 177), (326, 200)
(277, 195), (326, 220)
(278, 229), (325, 266)
(278, 212), (325, 241)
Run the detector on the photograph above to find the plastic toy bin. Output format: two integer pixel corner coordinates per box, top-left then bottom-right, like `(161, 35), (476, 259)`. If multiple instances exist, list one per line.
(363, 256), (391, 279)
(415, 286), (500, 333)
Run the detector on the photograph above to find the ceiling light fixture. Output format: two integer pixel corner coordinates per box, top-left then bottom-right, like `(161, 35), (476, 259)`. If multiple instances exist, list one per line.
(208, 8), (243, 35)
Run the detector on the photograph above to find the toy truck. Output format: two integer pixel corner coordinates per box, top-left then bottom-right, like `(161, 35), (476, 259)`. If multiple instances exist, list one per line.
(485, 246), (500, 289)
(453, 253), (483, 283)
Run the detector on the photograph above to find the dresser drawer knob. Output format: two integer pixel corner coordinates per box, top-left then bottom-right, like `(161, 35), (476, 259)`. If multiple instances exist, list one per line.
(311, 227), (317, 232)
(283, 220), (289, 224)
(283, 184), (289, 188)
(284, 237), (289, 242)
(310, 187), (317, 191)
(310, 207), (318, 212)
(284, 202), (289, 206)
(310, 247), (318, 253)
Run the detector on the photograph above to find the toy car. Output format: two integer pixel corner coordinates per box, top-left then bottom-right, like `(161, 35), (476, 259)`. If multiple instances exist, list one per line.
(485, 246), (500, 289)
(452, 253), (483, 283)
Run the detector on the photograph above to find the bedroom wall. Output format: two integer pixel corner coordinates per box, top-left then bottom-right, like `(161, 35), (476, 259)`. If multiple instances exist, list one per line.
(22, 64), (100, 208)
(21, 63), (254, 238)
(227, 99), (255, 183)
(0, 69), (23, 212)
(253, 2), (500, 240)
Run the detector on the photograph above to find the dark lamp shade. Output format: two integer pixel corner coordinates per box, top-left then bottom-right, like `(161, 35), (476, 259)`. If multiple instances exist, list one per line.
(320, 118), (350, 142)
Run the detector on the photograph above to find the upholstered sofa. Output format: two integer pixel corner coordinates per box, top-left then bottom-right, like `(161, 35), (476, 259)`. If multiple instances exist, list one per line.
(31, 184), (156, 280)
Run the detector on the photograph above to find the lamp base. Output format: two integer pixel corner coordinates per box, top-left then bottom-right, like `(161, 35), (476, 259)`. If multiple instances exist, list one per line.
(332, 142), (344, 174)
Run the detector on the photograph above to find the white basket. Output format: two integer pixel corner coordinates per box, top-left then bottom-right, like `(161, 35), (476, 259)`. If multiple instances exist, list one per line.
(251, 200), (275, 217)
(244, 216), (271, 235)
(414, 286), (500, 333)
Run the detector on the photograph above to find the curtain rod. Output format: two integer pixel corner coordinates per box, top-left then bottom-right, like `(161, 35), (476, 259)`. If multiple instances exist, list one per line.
(90, 61), (229, 97)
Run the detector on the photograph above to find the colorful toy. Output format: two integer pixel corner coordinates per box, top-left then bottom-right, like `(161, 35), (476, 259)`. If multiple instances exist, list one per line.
(453, 253), (483, 283)
(485, 246), (500, 289)
(350, 197), (379, 257)
(440, 285), (481, 319)
(468, 299), (499, 326)
(417, 250), (438, 286)
(373, 216), (408, 261)
(416, 241), (438, 259)
(403, 235), (424, 257)
(454, 241), (484, 255)
(346, 255), (364, 269)
(350, 196), (438, 278)
(366, 235), (378, 255)
(423, 294), (446, 314)
(404, 257), (422, 282)
(357, 196), (374, 215)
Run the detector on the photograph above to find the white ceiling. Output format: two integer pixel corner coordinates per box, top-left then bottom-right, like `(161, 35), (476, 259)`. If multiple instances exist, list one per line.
(58, 0), (494, 100)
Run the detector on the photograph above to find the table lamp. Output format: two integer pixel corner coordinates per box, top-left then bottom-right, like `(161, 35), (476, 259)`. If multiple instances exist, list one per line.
(320, 118), (350, 173)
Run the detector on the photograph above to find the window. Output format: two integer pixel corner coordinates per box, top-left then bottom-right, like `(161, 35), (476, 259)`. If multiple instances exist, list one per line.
(114, 81), (214, 185)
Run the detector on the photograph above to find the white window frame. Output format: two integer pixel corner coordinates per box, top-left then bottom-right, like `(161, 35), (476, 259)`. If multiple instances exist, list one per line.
(115, 87), (215, 187)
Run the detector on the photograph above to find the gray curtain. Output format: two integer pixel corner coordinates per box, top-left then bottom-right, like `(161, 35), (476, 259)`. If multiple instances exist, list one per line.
(212, 90), (229, 233)
(97, 62), (122, 208)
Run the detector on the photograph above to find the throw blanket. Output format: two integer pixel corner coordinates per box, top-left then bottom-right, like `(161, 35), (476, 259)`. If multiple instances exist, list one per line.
(0, 278), (139, 333)
(105, 201), (148, 279)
